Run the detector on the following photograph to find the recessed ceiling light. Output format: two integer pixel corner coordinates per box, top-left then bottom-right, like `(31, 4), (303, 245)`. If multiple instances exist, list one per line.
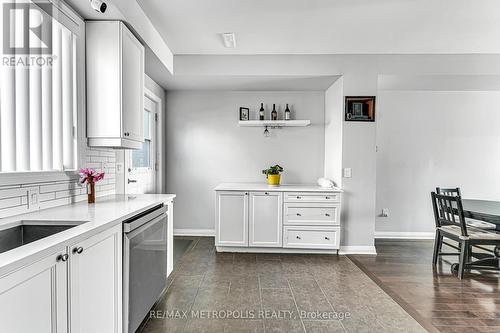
(221, 32), (236, 48)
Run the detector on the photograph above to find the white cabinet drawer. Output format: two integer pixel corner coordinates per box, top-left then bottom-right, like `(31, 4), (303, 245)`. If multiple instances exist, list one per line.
(283, 226), (340, 249)
(285, 192), (340, 203)
(284, 203), (339, 226)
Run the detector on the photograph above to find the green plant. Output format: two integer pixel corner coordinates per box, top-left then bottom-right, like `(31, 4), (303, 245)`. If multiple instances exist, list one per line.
(262, 164), (284, 176)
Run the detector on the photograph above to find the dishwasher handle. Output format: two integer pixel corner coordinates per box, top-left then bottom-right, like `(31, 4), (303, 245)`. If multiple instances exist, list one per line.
(123, 204), (167, 233)
(125, 213), (167, 239)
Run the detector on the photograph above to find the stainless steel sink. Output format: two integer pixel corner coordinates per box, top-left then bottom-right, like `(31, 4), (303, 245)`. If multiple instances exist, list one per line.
(0, 221), (85, 254)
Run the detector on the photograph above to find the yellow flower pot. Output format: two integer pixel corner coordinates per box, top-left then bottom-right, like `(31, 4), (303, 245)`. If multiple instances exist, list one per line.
(267, 174), (281, 186)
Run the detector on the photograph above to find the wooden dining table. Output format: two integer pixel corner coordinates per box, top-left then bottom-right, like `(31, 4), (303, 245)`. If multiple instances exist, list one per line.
(462, 199), (500, 232)
(461, 199), (500, 263)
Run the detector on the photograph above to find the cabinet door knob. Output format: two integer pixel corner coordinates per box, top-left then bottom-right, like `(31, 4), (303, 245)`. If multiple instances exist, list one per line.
(57, 254), (69, 262)
(245, 192), (249, 195)
(296, 236), (301, 240)
(296, 213), (302, 216)
(325, 237), (330, 240)
(325, 196), (330, 199)
(73, 247), (84, 254)
(325, 213), (330, 217)
(296, 196), (301, 199)
(265, 192), (269, 195)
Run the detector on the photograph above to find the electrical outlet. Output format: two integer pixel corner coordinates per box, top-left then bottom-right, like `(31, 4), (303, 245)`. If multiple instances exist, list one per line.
(381, 208), (389, 217)
(116, 162), (124, 174)
(343, 168), (352, 178)
(27, 188), (40, 211)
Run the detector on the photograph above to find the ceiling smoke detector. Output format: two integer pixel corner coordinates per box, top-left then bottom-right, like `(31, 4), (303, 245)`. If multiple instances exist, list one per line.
(221, 33), (236, 48)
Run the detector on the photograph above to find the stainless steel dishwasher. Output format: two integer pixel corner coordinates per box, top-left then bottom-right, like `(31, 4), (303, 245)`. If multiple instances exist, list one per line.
(123, 204), (168, 333)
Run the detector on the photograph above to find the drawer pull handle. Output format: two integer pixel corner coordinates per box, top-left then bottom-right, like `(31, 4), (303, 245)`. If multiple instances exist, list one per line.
(57, 254), (69, 262)
(296, 196), (301, 199)
(325, 237), (330, 240)
(296, 213), (302, 216)
(265, 192), (269, 195)
(73, 246), (84, 254)
(296, 236), (301, 240)
(326, 196), (331, 199)
(325, 213), (330, 217)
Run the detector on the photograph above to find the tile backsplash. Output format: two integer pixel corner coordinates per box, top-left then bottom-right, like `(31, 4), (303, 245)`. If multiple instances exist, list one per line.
(0, 147), (117, 219)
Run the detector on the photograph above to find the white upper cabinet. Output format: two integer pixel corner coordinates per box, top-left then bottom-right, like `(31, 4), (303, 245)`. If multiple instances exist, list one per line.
(86, 21), (145, 149)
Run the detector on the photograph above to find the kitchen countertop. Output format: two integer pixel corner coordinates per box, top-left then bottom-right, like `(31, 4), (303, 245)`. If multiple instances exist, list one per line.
(0, 194), (175, 276)
(214, 183), (343, 192)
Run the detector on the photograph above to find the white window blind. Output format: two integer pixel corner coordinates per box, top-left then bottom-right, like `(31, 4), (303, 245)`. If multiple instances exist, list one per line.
(0, 2), (78, 173)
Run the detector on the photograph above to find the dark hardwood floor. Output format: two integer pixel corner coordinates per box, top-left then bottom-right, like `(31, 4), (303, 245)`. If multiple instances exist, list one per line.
(350, 239), (500, 333)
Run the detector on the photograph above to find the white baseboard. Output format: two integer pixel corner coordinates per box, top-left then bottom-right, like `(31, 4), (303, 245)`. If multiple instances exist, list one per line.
(173, 228), (215, 237)
(374, 231), (435, 240)
(216, 246), (338, 254)
(339, 246), (377, 255)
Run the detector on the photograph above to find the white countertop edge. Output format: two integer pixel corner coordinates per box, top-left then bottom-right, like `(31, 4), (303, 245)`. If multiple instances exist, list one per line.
(214, 183), (343, 192)
(0, 194), (176, 277)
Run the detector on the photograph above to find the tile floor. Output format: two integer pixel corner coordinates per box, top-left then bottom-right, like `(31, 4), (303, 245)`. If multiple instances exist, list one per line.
(140, 237), (425, 333)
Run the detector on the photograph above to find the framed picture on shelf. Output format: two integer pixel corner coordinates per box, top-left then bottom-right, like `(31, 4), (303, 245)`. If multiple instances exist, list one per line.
(345, 96), (375, 122)
(239, 107), (249, 121)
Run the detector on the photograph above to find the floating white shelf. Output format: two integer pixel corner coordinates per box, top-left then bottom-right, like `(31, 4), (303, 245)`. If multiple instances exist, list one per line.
(238, 120), (311, 127)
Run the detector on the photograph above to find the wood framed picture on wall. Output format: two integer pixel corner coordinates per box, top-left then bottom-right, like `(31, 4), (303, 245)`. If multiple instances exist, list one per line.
(239, 107), (249, 121)
(345, 96), (376, 122)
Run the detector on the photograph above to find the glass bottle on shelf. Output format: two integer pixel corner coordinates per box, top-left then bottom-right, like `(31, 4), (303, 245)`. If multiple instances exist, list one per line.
(271, 104), (277, 120)
(284, 104), (291, 120)
(259, 103), (265, 120)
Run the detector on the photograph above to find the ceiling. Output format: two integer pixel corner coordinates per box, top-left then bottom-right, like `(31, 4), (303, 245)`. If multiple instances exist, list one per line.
(64, 0), (123, 20)
(138, 0), (500, 55)
(161, 75), (341, 91)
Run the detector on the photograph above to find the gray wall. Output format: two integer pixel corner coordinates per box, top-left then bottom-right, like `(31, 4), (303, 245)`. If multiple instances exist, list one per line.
(166, 91), (326, 232)
(168, 54), (500, 250)
(375, 88), (500, 235)
(324, 78), (343, 187)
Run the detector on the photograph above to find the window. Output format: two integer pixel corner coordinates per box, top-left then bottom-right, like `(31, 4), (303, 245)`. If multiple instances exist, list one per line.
(131, 110), (152, 168)
(0, 0), (82, 173)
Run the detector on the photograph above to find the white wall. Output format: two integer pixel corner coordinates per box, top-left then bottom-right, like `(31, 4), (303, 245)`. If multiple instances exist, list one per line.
(0, 147), (116, 218)
(375, 89), (500, 236)
(166, 91), (326, 232)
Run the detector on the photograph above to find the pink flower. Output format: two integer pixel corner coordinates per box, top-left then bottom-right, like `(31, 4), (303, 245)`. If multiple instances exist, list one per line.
(79, 168), (105, 184)
(94, 172), (105, 182)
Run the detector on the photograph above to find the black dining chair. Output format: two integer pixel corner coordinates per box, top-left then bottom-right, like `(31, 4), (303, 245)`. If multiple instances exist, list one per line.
(436, 187), (461, 197)
(431, 192), (500, 279)
(436, 187), (496, 230)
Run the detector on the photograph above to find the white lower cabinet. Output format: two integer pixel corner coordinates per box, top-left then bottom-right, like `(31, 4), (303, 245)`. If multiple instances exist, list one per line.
(69, 224), (122, 333)
(215, 189), (341, 252)
(0, 248), (69, 333)
(216, 191), (249, 246)
(0, 224), (122, 333)
(249, 191), (282, 247)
